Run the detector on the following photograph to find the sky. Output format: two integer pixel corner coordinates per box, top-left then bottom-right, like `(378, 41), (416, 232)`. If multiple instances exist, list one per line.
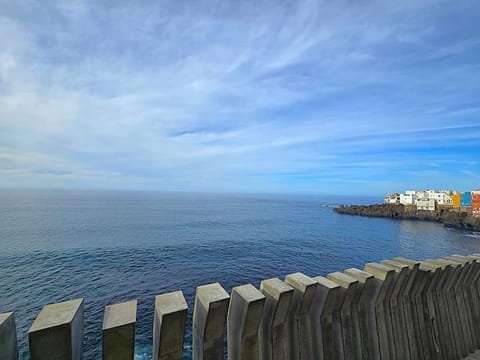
(0, 0), (479, 195)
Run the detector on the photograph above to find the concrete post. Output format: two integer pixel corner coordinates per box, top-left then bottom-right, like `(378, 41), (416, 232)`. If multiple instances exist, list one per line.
(28, 298), (84, 360)
(258, 278), (294, 360)
(364, 262), (396, 360)
(421, 260), (458, 360)
(380, 260), (414, 360)
(313, 276), (345, 360)
(0, 312), (18, 360)
(393, 257), (431, 360)
(284, 273), (318, 360)
(444, 256), (477, 352)
(193, 282), (230, 360)
(227, 284), (265, 360)
(102, 300), (137, 360)
(464, 255), (480, 347)
(153, 291), (188, 360)
(427, 259), (468, 358)
(344, 268), (382, 360)
(327, 272), (362, 360)
(439, 256), (477, 354)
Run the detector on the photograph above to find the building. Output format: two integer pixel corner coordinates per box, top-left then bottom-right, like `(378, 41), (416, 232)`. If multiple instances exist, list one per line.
(384, 193), (400, 204)
(417, 198), (436, 211)
(472, 191), (480, 217)
(400, 193), (415, 205)
(461, 192), (471, 207)
(452, 193), (461, 208)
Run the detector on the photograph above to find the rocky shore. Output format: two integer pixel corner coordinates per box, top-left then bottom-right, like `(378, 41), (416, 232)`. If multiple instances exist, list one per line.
(334, 204), (480, 232)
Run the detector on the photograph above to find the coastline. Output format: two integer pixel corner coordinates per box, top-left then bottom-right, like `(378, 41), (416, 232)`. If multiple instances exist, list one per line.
(333, 203), (480, 232)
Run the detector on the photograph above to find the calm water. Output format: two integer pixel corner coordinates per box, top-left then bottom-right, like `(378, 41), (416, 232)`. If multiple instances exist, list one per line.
(1, 189), (480, 359)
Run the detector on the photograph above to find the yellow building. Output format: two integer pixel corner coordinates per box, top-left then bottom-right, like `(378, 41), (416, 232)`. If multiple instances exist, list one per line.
(452, 193), (461, 208)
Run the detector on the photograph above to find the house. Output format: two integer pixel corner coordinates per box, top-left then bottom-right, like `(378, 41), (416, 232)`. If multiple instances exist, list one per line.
(472, 191), (480, 217)
(384, 193), (400, 204)
(452, 193), (461, 208)
(417, 198), (436, 211)
(461, 192), (471, 207)
(400, 193), (415, 205)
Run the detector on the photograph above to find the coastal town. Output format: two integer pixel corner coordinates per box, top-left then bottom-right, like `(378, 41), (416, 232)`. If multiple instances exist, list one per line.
(384, 190), (480, 217)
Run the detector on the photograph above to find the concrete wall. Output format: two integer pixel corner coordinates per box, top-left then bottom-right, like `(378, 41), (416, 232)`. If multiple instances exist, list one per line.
(3, 253), (480, 359)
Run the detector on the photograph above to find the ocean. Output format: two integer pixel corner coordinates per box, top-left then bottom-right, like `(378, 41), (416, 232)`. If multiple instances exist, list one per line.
(1, 189), (479, 359)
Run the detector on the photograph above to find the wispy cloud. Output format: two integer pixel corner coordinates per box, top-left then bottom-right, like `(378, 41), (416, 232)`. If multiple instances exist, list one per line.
(0, 0), (479, 194)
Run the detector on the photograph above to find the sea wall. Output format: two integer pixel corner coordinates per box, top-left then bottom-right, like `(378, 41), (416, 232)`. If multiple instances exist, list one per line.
(334, 204), (480, 231)
(2, 253), (480, 359)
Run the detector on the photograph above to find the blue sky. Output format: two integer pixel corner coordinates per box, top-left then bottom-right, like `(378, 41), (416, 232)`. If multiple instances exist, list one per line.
(0, 0), (479, 195)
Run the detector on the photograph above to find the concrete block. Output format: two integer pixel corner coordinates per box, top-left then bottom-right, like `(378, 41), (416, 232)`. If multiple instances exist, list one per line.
(422, 260), (458, 360)
(364, 262), (396, 360)
(0, 312), (18, 360)
(313, 276), (344, 360)
(193, 282), (230, 360)
(28, 298), (84, 360)
(393, 257), (431, 360)
(258, 278), (293, 360)
(345, 268), (382, 360)
(461, 255), (480, 348)
(102, 300), (137, 360)
(443, 257), (476, 353)
(380, 260), (414, 360)
(328, 271), (362, 360)
(227, 284), (265, 360)
(285, 272), (318, 360)
(153, 291), (188, 360)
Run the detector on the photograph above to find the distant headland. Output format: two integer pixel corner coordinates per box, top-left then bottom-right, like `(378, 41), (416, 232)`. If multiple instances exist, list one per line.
(334, 189), (480, 232)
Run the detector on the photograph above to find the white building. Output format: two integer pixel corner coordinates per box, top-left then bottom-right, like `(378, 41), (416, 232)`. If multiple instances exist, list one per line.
(425, 190), (452, 206)
(384, 193), (399, 204)
(417, 198), (436, 211)
(400, 193), (415, 205)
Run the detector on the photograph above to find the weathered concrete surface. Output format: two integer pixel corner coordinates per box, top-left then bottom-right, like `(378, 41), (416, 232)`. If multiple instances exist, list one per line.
(393, 257), (432, 360)
(28, 298), (84, 360)
(328, 271), (362, 360)
(364, 262), (396, 360)
(285, 273), (318, 360)
(258, 278), (293, 360)
(344, 268), (382, 360)
(380, 260), (414, 360)
(193, 282), (230, 360)
(421, 260), (457, 360)
(445, 256), (478, 352)
(0, 312), (18, 360)
(313, 276), (344, 360)
(153, 291), (188, 360)
(227, 284), (265, 360)
(102, 300), (137, 360)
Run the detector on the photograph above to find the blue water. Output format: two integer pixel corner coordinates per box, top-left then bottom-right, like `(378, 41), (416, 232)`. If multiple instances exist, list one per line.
(1, 189), (480, 359)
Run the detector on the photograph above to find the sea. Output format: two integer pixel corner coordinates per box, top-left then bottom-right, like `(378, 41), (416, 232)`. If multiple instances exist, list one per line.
(1, 189), (479, 359)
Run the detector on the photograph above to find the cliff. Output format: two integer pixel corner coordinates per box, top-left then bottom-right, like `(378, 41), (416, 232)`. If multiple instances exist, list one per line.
(333, 204), (480, 231)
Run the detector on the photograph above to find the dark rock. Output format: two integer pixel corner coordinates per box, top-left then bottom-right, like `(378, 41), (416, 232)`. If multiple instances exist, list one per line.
(333, 204), (480, 232)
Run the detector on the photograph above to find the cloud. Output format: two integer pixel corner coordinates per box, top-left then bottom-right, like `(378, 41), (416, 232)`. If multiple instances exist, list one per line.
(0, 0), (479, 194)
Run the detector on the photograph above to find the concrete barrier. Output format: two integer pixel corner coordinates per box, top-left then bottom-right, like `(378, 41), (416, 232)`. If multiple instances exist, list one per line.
(193, 282), (230, 360)
(6, 252), (480, 360)
(28, 298), (84, 360)
(285, 272), (318, 360)
(258, 278), (293, 360)
(364, 262), (396, 360)
(153, 291), (188, 360)
(328, 271), (362, 360)
(102, 300), (137, 360)
(380, 260), (414, 360)
(227, 284), (265, 360)
(344, 268), (382, 360)
(0, 312), (18, 360)
(313, 276), (344, 360)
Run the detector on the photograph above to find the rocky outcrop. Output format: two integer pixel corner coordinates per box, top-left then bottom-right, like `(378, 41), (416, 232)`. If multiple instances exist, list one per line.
(334, 204), (480, 231)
